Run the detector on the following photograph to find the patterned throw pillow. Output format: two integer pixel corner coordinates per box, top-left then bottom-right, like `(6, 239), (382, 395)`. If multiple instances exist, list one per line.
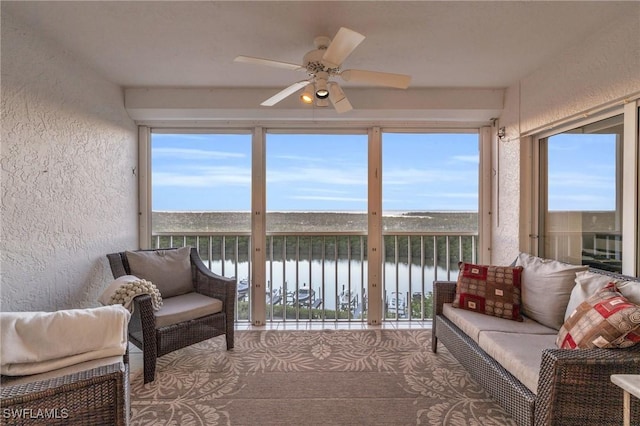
(452, 262), (524, 321)
(557, 283), (640, 349)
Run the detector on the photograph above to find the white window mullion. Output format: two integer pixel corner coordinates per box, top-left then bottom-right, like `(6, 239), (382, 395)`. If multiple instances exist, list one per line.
(367, 127), (383, 325)
(251, 126), (267, 325)
(622, 101), (639, 276)
(138, 125), (151, 249)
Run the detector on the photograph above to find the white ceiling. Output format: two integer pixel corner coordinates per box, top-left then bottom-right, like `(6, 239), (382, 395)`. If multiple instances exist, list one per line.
(3, 1), (637, 122)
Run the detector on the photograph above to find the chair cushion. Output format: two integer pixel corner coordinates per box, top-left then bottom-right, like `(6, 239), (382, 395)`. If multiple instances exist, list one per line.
(154, 292), (224, 328)
(126, 247), (194, 298)
(516, 252), (588, 330)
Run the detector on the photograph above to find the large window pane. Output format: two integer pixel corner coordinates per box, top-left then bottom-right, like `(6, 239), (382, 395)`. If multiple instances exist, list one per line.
(151, 133), (252, 232)
(542, 115), (623, 271)
(265, 133), (368, 232)
(381, 132), (479, 319)
(265, 133), (368, 321)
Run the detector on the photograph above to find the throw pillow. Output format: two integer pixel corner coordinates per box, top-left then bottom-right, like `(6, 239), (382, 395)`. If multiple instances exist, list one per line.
(125, 246), (193, 298)
(452, 262), (524, 321)
(564, 270), (640, 321)
(516, 253), (588, 330)
(557, 283), (640, 349)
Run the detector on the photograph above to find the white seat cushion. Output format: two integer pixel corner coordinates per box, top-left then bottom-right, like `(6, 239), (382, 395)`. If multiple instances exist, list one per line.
(443, 303), (557, 343)
(477, 331), (557, 394)
(155, 292), (223, 328)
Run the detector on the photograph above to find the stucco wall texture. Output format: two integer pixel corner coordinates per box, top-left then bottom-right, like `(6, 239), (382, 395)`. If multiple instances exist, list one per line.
(493, 12), (640, 266)
(1, 12), (138, 311)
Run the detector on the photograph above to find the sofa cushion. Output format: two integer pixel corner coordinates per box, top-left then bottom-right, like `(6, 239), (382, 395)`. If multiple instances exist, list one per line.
(443, 303), (557, 344)
(565, 270), (640, 321)
(516, 252), (588, 330)
(452, 262), (524, 321)
(126, 247), (194, 298)
(557, 283), (640, 349)
(478, 331), (556, 394)
(155, 292), (223, 328)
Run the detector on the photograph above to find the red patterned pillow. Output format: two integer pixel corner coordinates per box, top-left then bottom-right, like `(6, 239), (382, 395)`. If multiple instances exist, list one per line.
(557, 283), (640, 349)
(452, 262), (524, 321)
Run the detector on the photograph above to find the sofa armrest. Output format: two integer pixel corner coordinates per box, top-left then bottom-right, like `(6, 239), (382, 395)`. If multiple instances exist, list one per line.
(433, 281), (456, 317)
(1, 360), (129, 426)
(431, 281), (456, 353)
(536, 346), (640, 425)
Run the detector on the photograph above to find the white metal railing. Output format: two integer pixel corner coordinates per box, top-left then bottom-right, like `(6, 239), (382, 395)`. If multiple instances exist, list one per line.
(152, 232), (478, 323)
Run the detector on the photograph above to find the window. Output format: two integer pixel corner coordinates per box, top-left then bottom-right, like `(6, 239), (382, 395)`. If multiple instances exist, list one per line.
(150, 132), (252, 286)
(539, 115), (624, 271)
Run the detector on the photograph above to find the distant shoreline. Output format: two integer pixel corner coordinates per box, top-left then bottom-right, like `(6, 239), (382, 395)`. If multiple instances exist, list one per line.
(152, 211), (479, 233)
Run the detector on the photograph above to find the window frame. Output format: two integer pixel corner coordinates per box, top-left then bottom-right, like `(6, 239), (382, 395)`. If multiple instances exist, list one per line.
(531, 102), (640, 275)
(139, 124), (489, 324)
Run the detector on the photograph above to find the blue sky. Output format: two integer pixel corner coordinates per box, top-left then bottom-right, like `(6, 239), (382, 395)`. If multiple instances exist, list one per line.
(151, 132), (479, 212)
(547, 133), (616, 211)
(151, 131), (616, 212)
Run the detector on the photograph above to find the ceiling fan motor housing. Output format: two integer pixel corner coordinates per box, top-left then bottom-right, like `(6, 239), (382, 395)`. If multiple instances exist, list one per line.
(303, 48), (338, 76)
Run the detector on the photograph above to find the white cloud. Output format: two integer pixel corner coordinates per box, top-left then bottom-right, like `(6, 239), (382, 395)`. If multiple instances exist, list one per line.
(153, 167), (250, 187)
(291, 195), (368, 202)
(154, 147), (245, 160)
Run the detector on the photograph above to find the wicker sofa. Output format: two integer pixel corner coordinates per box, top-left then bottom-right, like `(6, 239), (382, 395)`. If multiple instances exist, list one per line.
(432, 266), (640, 426)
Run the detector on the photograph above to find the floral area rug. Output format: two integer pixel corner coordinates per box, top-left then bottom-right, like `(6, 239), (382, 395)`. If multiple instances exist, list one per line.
(130, 329), (516, 425)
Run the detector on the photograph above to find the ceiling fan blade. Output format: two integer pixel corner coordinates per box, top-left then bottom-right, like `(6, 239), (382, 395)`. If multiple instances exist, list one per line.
(234, 55), (304, 71)
(322, 27), (365, 68)
(340, 69), (411, 89)
(328, 83), (353, 113)
(261, 81), (310, 106)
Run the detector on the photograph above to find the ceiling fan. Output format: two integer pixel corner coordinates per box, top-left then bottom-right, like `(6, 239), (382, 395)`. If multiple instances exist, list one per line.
(234, 27), (412, 113)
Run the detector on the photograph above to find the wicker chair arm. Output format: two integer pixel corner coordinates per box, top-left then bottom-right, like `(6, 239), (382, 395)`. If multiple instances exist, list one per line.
(535, 346), (640, 425)
(433, 281), (456, 317)
(190, 251), (237, 306)
(1, 361), (129, 425)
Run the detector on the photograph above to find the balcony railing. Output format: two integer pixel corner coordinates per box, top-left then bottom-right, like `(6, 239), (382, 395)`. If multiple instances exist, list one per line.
(152, 232), (477, 323)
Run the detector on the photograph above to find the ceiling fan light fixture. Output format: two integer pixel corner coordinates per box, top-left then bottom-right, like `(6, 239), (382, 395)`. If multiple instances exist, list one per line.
(315, 78), (329, 99)
(315, 98), (330, 107)
(300, 84), (314, 104)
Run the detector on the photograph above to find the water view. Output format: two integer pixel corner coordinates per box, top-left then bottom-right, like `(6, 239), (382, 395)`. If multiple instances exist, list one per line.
(153, 211), (478, 321)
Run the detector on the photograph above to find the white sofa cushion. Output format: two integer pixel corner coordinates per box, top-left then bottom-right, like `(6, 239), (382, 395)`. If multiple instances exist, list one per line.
(478, 331), (556, 394)
(516, 252), (588, 330)
(443, 303), (557, 343)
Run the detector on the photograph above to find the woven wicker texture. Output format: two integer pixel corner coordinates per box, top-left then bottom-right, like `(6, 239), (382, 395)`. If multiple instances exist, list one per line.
(1, 358), (129, 425)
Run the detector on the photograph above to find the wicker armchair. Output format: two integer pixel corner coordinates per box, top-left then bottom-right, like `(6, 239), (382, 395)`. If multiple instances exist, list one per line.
(106, 247), (236, 383)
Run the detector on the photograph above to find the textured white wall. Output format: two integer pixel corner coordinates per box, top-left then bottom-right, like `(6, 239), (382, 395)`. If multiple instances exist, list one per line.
(1, 12), (138, 311)
(494, 13), (640, 264)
